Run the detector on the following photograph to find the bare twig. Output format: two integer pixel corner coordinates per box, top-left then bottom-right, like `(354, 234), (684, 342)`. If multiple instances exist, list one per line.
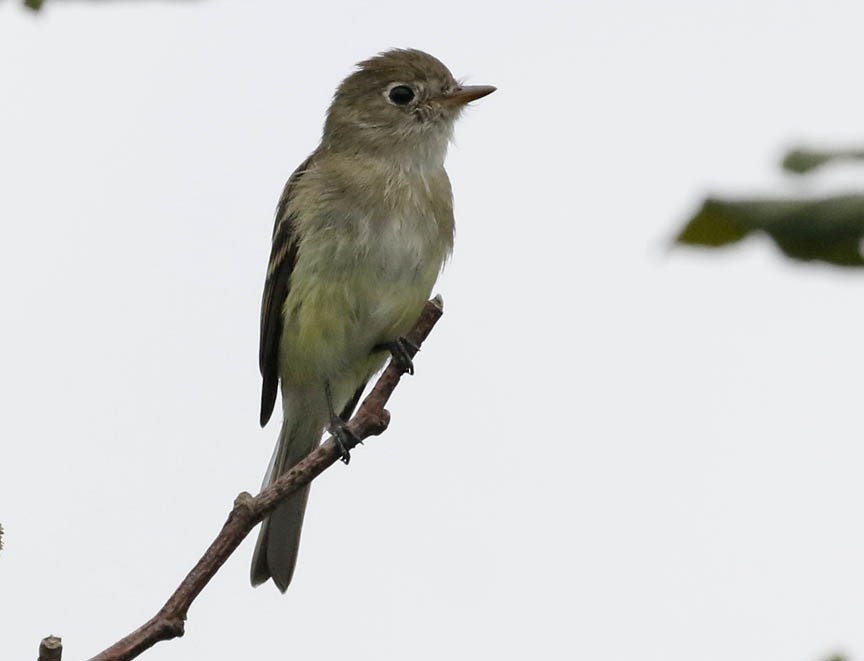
(38, 636), (62, 661)
(87, 296), (444, 661)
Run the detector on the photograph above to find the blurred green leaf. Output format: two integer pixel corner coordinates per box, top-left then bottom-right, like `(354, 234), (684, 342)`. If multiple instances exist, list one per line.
(782, 147), (864, 174)
(22, 0), (202, 11)
(822, 654), (847, 661)
(676, 195), (864, 266)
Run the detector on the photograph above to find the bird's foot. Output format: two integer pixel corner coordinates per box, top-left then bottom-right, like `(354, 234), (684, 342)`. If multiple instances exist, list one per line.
(329, 416), (360, 465)
(375, 337), (419, 375)
(324, 380), (360, 464)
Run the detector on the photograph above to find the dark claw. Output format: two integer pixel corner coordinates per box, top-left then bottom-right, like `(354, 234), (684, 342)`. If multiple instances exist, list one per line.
(377, 337), (418, 375)
(330, 419), (360, 464)
(324, 380), (361, 464)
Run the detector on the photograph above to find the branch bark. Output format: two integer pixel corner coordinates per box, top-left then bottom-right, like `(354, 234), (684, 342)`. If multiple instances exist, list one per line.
(86, 296), (444, 661)
(38, 636), (62, 661)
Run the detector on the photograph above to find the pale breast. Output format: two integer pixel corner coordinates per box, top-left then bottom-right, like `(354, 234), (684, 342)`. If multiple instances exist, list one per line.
(278, 155), (454, 383)
(348, 168), (453, 338)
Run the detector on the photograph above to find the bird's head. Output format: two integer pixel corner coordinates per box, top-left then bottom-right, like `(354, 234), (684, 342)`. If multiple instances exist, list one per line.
(322, 48), (495, 166)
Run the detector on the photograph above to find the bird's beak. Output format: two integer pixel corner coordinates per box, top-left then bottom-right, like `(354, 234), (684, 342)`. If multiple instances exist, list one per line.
(438, 84), (497, 107)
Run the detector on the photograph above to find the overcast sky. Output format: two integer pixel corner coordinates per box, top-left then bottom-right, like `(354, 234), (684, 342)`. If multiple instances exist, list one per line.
(2, 1), (864, 660)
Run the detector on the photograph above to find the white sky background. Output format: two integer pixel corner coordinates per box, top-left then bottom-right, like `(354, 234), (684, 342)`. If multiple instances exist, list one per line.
(1, 1), (864, 659)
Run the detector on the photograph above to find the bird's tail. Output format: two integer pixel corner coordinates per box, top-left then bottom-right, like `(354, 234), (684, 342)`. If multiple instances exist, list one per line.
(250, 408), (323, 592)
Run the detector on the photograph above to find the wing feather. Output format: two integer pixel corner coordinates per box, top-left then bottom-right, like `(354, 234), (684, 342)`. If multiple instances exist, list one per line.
(259, 154), (314, 426)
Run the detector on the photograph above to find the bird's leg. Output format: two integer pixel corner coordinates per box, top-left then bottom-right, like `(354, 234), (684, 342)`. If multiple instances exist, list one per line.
(373, 337), (419, 375)
(325, 381), (359, 464)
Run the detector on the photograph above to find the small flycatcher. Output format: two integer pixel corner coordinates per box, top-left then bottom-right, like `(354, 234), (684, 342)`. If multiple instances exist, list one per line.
(251, 49), (495, 592)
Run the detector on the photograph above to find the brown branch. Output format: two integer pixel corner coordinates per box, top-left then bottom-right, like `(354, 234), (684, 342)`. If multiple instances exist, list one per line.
(38, 636), (62, 661)
(86, 296), (444, 661)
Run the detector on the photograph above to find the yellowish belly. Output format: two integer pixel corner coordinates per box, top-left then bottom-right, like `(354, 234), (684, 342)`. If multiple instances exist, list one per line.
(278, 252), (440, 390)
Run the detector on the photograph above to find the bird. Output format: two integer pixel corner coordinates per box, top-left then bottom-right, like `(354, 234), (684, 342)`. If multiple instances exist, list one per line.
(251, 48), (495, 592)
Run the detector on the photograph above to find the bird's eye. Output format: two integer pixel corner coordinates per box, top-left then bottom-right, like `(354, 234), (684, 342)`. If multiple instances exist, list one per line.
(388, 85), (415, 105)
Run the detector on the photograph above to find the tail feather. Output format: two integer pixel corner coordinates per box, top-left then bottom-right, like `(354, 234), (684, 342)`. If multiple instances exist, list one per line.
(251, 412), (323, 591)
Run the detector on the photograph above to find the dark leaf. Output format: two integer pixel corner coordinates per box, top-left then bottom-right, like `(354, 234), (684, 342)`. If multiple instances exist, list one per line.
(676, 195), (864, 267)
(782, 147), (864, 175)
